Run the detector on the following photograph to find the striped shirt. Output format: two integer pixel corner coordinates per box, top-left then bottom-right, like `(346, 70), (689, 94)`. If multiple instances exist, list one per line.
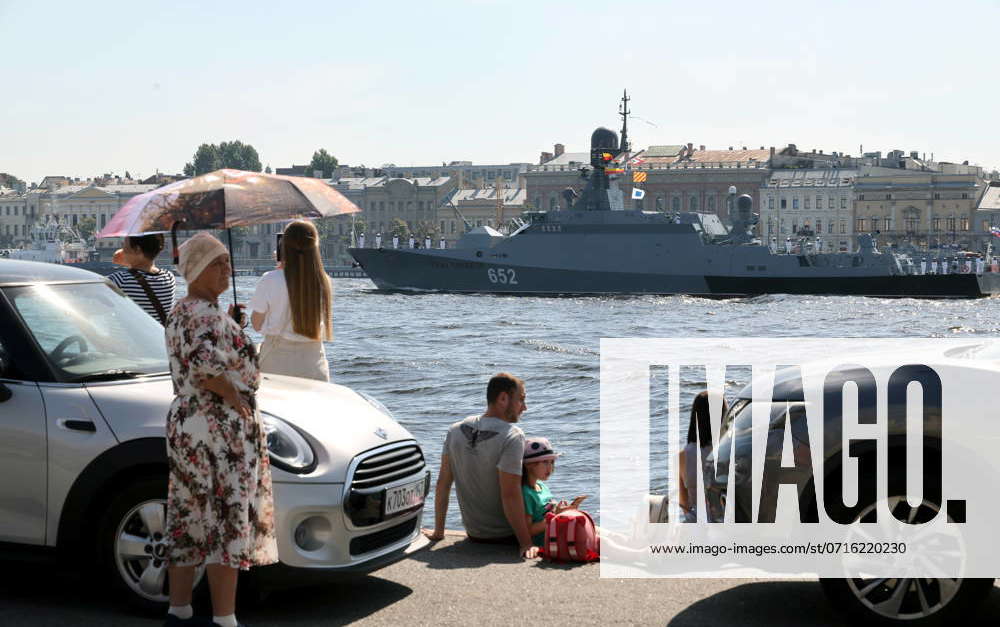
(108, 268), (176, 323)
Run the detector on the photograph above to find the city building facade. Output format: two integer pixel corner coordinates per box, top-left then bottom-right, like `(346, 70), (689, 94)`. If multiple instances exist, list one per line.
(0, 192), (31, 246)
(853, 173), (986, 252)
(760, 169), (857, 252)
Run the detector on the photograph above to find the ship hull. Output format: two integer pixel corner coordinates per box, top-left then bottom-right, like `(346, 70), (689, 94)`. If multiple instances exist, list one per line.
(351, 248), (1000, 298)
(705, 273), (1000, 298)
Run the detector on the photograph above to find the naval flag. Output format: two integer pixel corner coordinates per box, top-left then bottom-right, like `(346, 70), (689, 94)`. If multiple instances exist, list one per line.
(631, 188), (646, 200)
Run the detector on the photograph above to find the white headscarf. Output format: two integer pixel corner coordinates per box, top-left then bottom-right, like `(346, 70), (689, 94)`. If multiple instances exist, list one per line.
(177, 232), (227, 283)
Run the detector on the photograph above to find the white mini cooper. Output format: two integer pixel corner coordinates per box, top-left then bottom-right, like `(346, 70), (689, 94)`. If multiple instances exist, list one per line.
(0, 260), (429, 611)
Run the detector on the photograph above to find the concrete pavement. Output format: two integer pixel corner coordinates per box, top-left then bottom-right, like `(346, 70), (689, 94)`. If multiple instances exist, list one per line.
(3, 532), (1000, 625)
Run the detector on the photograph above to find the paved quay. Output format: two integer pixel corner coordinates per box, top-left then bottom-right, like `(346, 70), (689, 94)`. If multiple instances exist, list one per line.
(3, 532), (1000, 626)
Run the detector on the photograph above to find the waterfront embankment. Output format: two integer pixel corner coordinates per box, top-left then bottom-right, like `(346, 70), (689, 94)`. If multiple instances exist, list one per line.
(5, 532), (1000, 625)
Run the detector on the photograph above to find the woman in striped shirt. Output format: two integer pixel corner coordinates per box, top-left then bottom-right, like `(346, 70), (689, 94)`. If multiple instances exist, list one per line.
(108, 234), (176, 325)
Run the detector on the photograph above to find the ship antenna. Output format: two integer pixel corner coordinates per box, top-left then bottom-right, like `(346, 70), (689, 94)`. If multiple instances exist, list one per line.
(618, 89), (631, 153)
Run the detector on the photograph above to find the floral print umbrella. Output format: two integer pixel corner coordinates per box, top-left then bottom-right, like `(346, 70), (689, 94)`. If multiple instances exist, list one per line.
(97, 169), (359, 238)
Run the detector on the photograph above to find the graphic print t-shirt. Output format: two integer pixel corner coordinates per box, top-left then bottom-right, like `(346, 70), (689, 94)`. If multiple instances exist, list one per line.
(443, 415), (525, 538)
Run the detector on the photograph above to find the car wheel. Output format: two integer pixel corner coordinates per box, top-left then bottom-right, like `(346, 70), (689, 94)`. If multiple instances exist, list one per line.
(820, 496), (993, 625)
(98, 477), (206, 613)
(821, 576), (993, 626)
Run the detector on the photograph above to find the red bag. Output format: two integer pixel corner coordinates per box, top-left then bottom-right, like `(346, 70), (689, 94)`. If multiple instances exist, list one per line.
(541, 510), (599, 562)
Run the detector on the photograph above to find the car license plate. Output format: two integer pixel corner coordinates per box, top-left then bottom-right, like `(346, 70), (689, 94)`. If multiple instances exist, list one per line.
(384, 479), (424, 516)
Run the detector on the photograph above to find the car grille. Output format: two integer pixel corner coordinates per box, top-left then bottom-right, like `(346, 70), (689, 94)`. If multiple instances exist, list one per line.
(346, 443), (428, 527)
(351, 444), (425, 492)
(349, 517), (418, 556)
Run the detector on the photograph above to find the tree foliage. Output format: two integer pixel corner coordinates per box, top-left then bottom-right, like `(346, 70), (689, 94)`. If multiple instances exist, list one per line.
(183, 141), (263, 176)
(76, 216), (97, 241)
(390, 219), (410, 239)
(309, 149), (338, 178)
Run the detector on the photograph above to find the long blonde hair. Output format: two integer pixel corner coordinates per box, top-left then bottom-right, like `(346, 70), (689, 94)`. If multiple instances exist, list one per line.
(282, 220), (332, 340)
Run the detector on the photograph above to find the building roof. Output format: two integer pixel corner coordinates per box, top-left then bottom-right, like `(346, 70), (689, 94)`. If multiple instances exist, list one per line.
(764, 169), (857, 188)
(978, 184), (1000, 211)
(688, 148), (770, 163)
(332, 176), (452, 189)
(451, 188), (527, 206)
(541, 152), (589, 166)
(642, 145), (684, 158)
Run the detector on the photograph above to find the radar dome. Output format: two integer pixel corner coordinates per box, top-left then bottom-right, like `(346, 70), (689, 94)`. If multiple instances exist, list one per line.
(590, 127), (619, 150)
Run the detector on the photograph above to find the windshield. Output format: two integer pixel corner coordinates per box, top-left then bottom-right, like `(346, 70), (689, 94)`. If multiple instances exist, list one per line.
(6, 282), (169, 381)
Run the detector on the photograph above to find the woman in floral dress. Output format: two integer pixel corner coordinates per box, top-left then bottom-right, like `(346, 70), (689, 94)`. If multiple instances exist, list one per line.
(164, 232), (277, 627)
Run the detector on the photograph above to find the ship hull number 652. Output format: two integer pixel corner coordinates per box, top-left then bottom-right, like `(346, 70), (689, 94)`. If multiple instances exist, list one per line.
(487, 268), (519, 284)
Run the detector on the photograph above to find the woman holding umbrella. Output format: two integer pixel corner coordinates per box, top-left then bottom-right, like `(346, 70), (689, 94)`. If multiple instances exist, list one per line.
(248, 220), (332, 381)
(164, 232), (277, 627)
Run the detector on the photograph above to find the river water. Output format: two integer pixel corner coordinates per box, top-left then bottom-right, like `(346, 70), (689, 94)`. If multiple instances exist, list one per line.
(217, 276), (1000, 529)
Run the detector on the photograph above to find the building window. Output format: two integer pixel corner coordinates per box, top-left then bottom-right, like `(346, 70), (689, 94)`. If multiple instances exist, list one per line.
(883, 218), (891, 231)
(689, 196), (698, 211)
(934, 193), (941, 200)
(707, 196), (715, 211)
(962, 193), (969, 199)
(780, 198), (787, 209)
(984, 220), (991, 232)
(549, 197), (557, 211)
(840, 197), (847, 209)
(804, 197), (811, 209)
(856, 218), (866, 232)
(792, 197), (799, 209)
(906, 217), (917, 233)
(961, 217), (969, 231)
(768, 196), (774, 209)
(656, 197), (664, 211)
(817, 195), (823, 207)
(858, 194), (864, 201)
(885, 193), (891, 200)
(418, 201), (424, 210)
(828, 221), (834, 234)
(792, 221), (798, 233)
(932, 217), (940, 231)
(828, 197), (835, 209)
(815, 219), (822, 233)
(840, 221), (846, 234)
(440, 221), (446, 233)
(671, 197), (680, 211)
(947, 217), (956, 231)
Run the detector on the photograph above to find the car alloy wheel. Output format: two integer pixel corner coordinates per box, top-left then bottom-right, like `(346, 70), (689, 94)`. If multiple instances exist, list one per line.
(821, 495), (992, 626)
(112, 496), (205, 606)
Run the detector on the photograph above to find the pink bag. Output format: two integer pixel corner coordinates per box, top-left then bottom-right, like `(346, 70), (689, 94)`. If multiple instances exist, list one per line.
(541, 510), (599, 562)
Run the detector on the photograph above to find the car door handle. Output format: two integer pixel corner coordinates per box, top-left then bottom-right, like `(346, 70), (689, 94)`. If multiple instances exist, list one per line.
(56, 419), (97, 433)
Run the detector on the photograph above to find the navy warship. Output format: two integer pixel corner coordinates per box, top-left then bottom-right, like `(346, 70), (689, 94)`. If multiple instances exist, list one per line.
(351, 117), (1000, 298)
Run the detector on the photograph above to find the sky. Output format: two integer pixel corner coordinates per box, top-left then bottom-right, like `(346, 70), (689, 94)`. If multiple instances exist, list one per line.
(2, 0), (999, 186)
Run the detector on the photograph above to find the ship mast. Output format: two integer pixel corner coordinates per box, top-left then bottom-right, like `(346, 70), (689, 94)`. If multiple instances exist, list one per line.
(618, 89), (631, 153)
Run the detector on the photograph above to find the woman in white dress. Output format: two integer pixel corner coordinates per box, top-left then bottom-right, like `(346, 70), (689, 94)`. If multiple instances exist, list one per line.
(249, 220), (333, 381)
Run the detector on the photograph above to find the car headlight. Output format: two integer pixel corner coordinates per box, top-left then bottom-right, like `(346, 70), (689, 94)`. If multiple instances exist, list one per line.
(261, 412), (316, 473)
(357, 390), (393, 418)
